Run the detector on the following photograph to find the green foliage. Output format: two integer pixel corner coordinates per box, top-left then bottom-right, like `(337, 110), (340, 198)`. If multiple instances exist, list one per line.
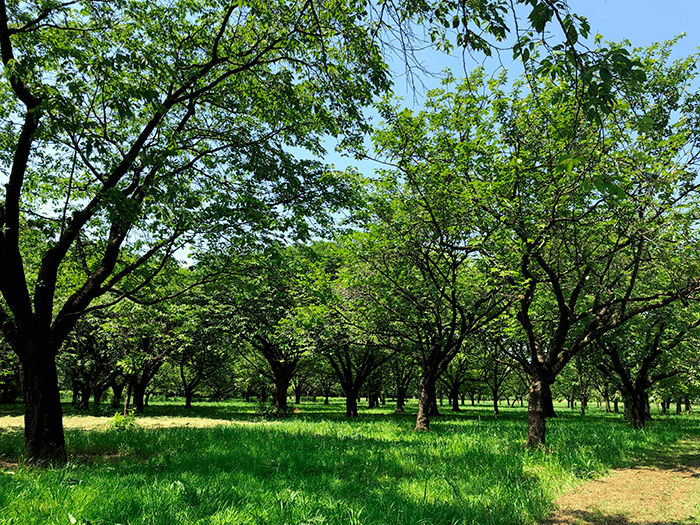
(109, 409), (138, 431)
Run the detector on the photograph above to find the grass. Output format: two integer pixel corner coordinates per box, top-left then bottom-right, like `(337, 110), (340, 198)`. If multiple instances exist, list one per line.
(0, 399), (698, 525)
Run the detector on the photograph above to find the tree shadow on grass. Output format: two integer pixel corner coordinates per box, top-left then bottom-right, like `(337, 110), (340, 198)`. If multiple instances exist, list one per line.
(632, 436), (700, 474)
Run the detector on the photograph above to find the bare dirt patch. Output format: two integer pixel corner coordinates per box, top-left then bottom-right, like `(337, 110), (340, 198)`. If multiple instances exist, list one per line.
(544, 439), (700, 525)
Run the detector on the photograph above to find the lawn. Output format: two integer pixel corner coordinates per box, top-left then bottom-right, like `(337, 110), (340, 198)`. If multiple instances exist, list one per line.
(1, 399), (698, 525)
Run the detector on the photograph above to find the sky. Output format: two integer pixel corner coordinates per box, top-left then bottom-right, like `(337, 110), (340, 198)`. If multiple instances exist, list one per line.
(328, 0), (700, 173)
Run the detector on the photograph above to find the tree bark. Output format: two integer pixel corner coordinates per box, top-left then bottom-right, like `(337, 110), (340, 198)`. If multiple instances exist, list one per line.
(345, 392), (359, 417)
(21, 352), (67, 465)
(271, 377), (290, 415)
(525, 376), (553, 448)
(415, 375), (435, 431)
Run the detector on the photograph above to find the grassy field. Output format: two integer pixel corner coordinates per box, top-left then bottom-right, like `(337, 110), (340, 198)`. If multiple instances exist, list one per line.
(1, 399), (698, 525)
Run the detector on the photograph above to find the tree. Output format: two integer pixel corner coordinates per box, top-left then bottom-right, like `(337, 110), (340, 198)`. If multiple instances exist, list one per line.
(345, 73), (510, 431)
(363, 40), (700, 447)
(486, 41), (700, 447)
(596, 304), (700, 429)
(59, 312), (122, 413)
(0, 0), (390, 464)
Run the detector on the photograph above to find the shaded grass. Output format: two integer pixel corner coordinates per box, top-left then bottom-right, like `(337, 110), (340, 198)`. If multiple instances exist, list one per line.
(0, 400), (698, 525)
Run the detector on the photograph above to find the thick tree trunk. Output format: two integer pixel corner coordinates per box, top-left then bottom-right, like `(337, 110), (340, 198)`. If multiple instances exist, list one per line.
(271, 378), (289, 415)
(427, 381), (440, 417)
(492, 395), (499, 415)
(525, 377), (553, 448)
(345, 392), (359, 417)
(184, 389), (193, 409)
(630, 390), (652, 429)
(685, 397), (692, 412)
(21, 353), (67, 465)
(676, 399), (682, 415)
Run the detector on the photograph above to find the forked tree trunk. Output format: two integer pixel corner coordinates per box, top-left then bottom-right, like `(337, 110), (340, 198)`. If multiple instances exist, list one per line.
(21, 349), (67, 465)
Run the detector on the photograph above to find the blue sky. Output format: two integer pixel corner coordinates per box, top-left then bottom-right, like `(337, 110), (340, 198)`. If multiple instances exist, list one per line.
(328, 1), (700, 173)
(570, 0), (698, 57)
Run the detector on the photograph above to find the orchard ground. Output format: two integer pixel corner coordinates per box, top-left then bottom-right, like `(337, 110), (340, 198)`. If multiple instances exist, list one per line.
(0, 398), (698, 525)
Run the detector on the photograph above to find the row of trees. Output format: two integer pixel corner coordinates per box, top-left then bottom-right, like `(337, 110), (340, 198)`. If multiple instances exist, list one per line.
(0, 0), (695, 465)
(24, 293), (693, 421)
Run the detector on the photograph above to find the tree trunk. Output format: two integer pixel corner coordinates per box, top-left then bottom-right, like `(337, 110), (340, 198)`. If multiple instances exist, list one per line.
(71, 377), (81, 407)
(132, 379), (146, 413)
(92, 386), (106, 414)
(345, 392), (359, 418)
(395, 387), (406, 413)
(492, 395), (499, 415)
(414, 375), (435, 431)
(630, 390), (652, 429)
(110, 380), (125, 408)
(525, 377), (553, 448)
(184, 389), (193, 409)
(272, 378), (290, 415)
(451, 387), (460, 412)
(676, 398), (682, 415)
(21, 352), (67, 465)
(79, 384), (92, 411)
(685, 397), (692, 412)
(427, 381), (440, 417)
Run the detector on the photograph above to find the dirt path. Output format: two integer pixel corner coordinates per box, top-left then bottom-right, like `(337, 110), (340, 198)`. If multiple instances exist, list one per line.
(544, 438), (700, 525)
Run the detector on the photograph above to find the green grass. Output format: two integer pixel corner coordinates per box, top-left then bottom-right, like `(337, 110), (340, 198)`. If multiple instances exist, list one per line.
(1, 399), (698, 525)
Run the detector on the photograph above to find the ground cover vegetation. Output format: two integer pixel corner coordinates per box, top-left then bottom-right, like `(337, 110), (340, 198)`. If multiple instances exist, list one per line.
(1, 399), (699, 525)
